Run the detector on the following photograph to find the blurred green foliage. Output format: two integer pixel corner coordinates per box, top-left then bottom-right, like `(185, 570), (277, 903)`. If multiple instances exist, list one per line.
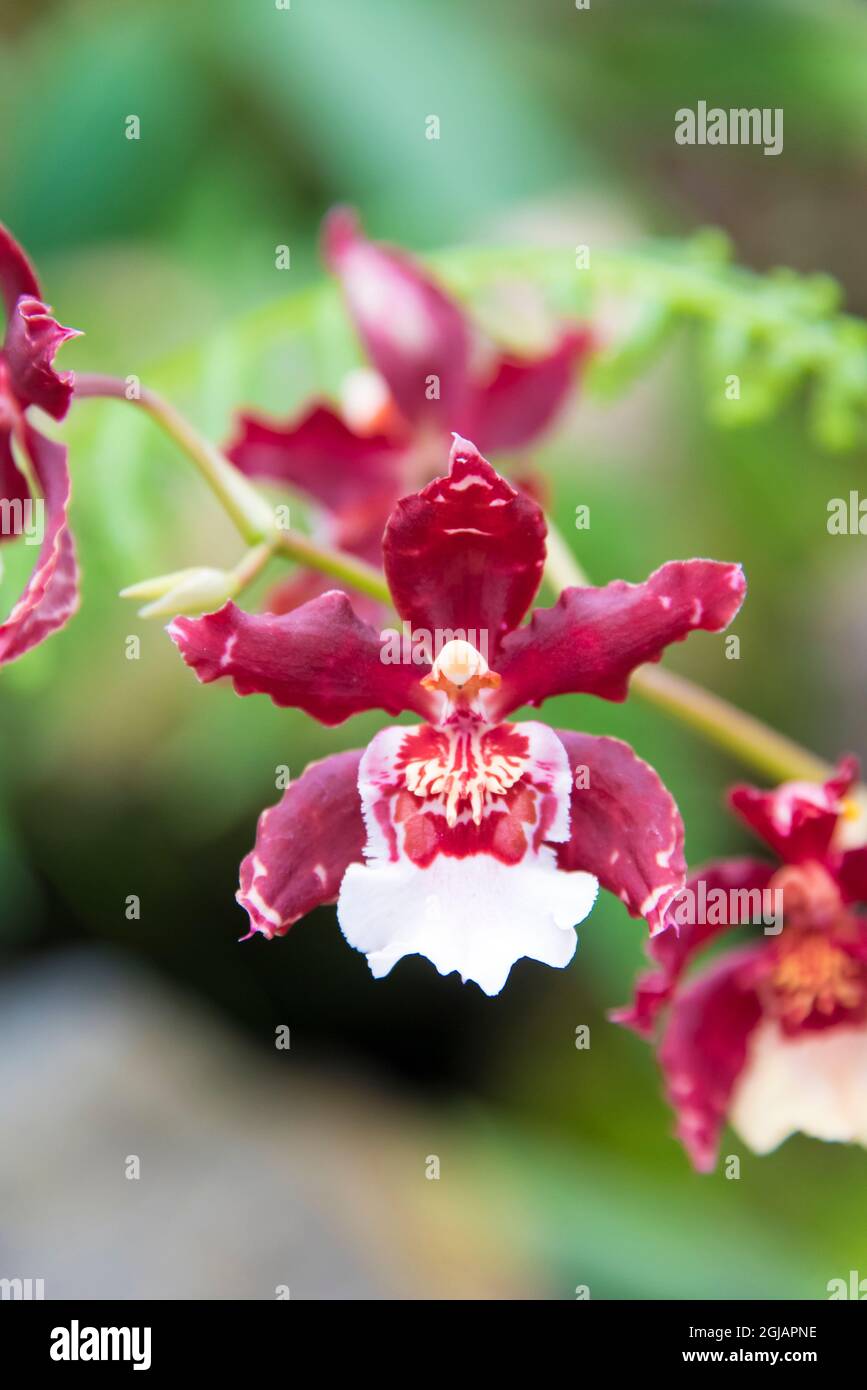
(2, 0), (867, 1299)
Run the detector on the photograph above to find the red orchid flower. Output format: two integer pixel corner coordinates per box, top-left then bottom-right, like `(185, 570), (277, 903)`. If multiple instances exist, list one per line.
(614, 759), (867, 1169)
(0, 224), (80, 665)
(226, 208), (592, 616)
(169, 436), (744, 995)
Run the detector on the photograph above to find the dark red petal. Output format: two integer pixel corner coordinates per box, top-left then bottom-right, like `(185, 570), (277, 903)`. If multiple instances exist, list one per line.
(0, 224), (41, 320)
(729, 756), (859, 866)
(839, 847), (867, 906)
(0, 429), (31, 544)
(612, 857), (776, 1036)
(237, 749), (366, 939)
(0, 425), (79, 665)
(658, 948), (763, 1172)
(490, 559), (746, 718)
(383, 435), (546, 650)
(459, 327), (593, 453)
(168, 591), (437, 726)
(225, 403), (407, 513)
(4, 297), (79, 420)
(322, 207), (472, 430)
(555, 730), (685, 934)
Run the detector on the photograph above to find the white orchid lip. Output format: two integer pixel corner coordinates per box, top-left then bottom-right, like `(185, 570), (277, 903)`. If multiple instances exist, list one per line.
(730, 1020), (867, 1153)
(337, 710), (599, 995)
(339, 850), (597, 997)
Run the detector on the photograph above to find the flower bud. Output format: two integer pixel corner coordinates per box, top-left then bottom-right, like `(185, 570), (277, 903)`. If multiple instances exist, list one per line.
(120, 566), (235, 618)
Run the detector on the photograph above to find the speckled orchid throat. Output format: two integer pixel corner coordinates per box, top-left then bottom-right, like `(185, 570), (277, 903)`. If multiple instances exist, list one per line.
(368, 639), (565, 872)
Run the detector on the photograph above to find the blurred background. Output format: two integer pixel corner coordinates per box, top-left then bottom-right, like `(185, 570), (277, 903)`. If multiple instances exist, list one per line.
(2, 0), (867, 1299)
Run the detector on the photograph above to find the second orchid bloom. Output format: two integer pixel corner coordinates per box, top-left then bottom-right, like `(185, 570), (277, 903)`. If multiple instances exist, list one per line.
(226, 208), (591, 617)
(616, 761), (867, 1168)
(171, 436), (745, 994)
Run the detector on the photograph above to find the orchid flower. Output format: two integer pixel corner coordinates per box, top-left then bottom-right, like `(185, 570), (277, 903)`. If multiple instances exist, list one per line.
(0, 225), (80, 665)
(170, 436), (744, 995)
(615, 760), (867, 1169)
(225, 208), (592, 615)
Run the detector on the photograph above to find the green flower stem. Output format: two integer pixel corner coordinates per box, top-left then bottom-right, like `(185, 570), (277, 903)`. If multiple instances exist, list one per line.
(75, 373), (393, 605)
(543, 520), (832, 785)
(230, 540), (275, 593)
(628, 666), (831, 785)
(270, 528), (390, 602)
(76, 373), (275, 542)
